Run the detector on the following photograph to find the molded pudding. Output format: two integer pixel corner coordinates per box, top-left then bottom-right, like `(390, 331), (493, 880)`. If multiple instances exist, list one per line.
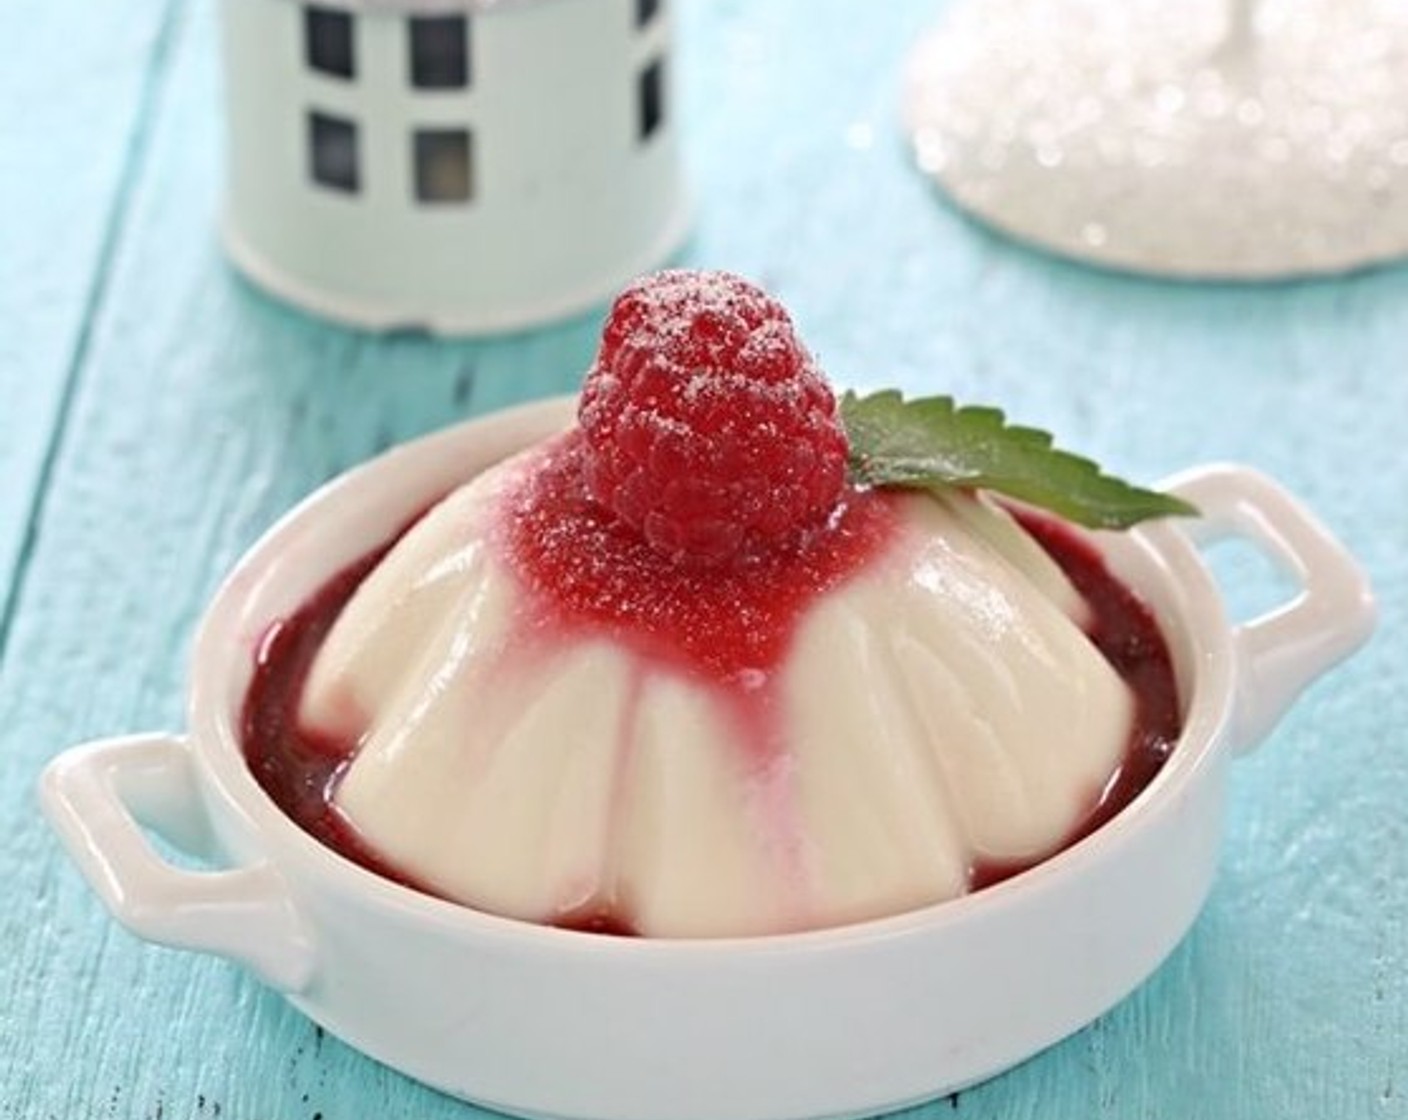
(242, 271), (1184, 938)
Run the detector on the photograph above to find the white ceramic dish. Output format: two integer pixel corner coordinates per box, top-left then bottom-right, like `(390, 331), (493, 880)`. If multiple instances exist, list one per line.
(40, 399), (1374, 1120)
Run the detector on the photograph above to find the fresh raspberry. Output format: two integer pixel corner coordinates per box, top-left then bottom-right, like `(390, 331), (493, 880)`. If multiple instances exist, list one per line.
(578, 270), (849, 565)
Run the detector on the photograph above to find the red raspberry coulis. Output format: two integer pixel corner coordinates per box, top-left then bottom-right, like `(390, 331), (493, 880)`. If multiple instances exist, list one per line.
(498, 432), (899, 689)
(241, 459), (1181, 931)
(240, 273), (1180, 933)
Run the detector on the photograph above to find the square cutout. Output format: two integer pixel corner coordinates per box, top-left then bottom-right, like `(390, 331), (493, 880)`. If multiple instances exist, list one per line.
(309, 111), (359, 193)
(414, 128), (473, 202)
(409, 15), (469, 89)
(638, 58), (664, 141)
(305, 6), (354, 79)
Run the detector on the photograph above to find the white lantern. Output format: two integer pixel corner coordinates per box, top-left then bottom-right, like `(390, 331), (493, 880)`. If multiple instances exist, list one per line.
(220, 0), (689, 333)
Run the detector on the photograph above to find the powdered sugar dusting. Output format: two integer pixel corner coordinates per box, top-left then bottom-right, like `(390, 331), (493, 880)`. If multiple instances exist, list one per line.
(579, 270), (849, 565)
(496, 431), (899, 688)
(608, 269), (774, 348)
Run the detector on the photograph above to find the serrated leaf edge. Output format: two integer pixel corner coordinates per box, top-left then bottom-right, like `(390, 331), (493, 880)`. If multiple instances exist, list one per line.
(839, 389), (1199, 530)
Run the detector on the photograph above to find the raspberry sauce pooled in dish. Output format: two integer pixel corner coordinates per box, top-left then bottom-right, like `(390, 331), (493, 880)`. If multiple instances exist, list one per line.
(244, 270), (1185, 938)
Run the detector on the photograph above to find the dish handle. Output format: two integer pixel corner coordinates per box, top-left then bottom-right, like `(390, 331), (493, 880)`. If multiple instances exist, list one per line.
(1166, 464), (1376, 755)
(39, 733), (315, 992)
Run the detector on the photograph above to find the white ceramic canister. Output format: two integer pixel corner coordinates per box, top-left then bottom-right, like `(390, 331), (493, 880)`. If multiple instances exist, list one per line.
(221, 0), (689, 333)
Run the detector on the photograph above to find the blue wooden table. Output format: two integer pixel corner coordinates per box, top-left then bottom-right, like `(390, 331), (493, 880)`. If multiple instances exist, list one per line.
(5, 1), (1404, 1117)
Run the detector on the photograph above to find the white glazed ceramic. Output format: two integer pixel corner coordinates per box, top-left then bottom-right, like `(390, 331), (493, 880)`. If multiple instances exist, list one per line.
(40, 399), (1375, 1120)
(221, 0), (688, 334)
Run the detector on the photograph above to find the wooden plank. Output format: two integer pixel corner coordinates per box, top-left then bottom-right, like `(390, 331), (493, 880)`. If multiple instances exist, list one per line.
(3, 2), (597, 1117)
(0, 0), (182, 642)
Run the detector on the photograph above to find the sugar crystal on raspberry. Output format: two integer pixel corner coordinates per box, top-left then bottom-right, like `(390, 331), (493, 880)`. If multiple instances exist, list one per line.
(579, 270), (848, 565)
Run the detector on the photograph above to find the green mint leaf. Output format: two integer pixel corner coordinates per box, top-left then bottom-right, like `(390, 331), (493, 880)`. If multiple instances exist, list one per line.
(840, 390), (1199, 530)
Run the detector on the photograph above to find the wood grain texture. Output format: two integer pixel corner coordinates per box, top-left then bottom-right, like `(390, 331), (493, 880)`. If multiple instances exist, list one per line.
(3, 0), (1405, 1117)
(0, 0), (182, 642)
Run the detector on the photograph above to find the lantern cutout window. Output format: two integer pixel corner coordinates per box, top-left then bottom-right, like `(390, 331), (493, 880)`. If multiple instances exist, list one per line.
(410, 16), (470, 89)
(305, 6), (355, 78)
(308, 110), (360, 192)
(638, 57), (664, 141)
(415, 128), (474, 202)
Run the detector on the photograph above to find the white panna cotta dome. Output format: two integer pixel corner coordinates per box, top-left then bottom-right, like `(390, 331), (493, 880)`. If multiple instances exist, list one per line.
(297, 439), (1135, 938)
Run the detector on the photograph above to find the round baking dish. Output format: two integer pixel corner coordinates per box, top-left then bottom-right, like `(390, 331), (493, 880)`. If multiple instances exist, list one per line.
(40, 398), (1375, 1120)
